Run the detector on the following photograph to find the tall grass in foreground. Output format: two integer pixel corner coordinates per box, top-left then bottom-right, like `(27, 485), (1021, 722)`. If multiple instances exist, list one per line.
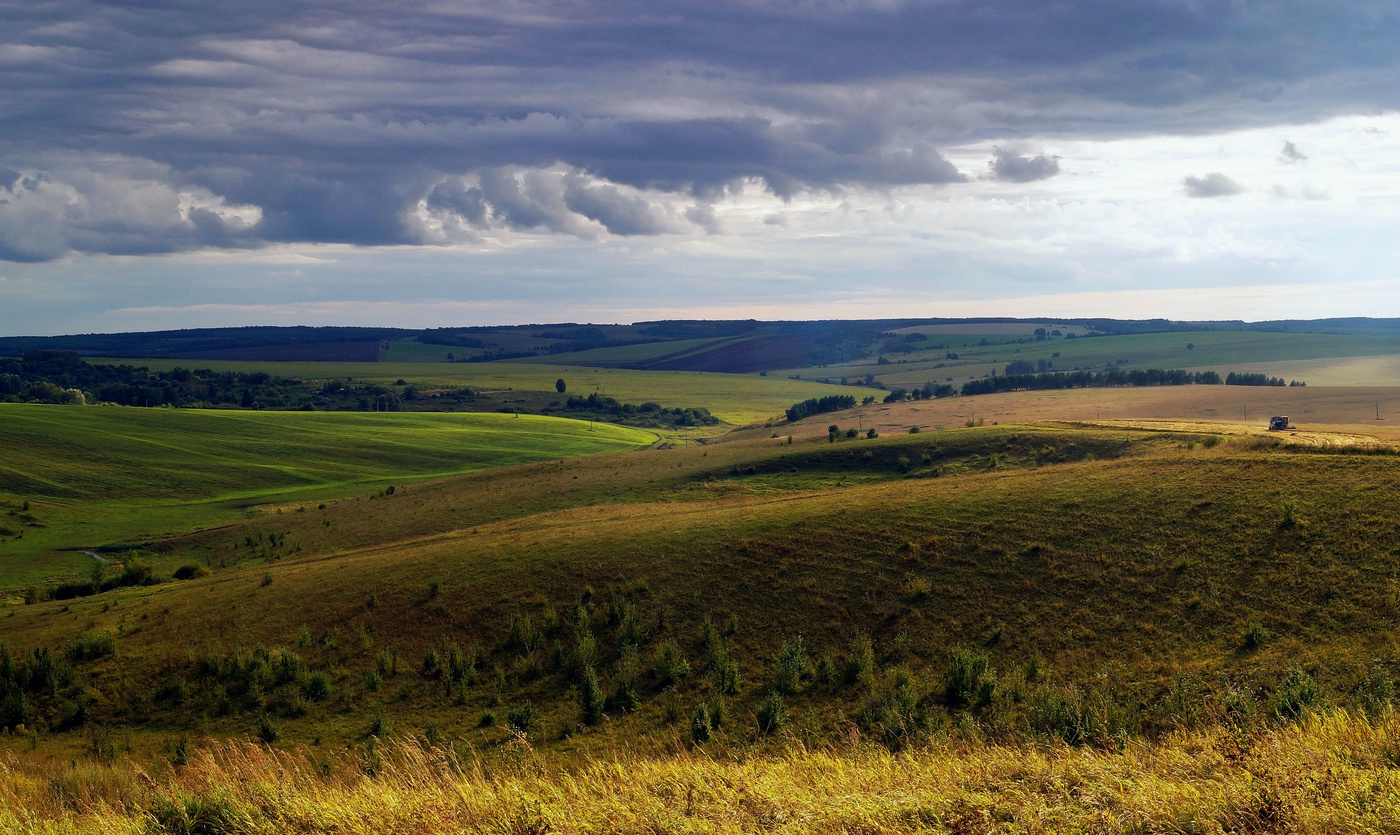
(6, 711), (1400, 833)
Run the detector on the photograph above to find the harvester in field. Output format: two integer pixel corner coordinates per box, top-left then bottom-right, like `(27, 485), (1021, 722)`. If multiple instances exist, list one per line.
(1268, 415), (1292, 431)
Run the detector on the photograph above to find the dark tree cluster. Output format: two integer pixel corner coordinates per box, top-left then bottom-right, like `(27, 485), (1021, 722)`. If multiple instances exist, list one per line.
(0, 351), (307, 408)
(882, 383), (956, 403)
(785, 395), (857, 422)
(1225, 372), (1287, 387)
(962, 368), (1222, 396)
(559, 393), (718, 427)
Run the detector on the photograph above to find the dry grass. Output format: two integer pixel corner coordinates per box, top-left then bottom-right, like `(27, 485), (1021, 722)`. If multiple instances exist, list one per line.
(5, 710), (1400, 833)
(774, 385), (1400, 442)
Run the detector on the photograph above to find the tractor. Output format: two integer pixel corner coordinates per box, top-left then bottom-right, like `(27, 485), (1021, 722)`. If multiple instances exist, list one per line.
(1268, 415), (1292, 431)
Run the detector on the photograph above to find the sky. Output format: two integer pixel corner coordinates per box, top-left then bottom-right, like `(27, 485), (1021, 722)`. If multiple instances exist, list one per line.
(3, 1), (1400, 335)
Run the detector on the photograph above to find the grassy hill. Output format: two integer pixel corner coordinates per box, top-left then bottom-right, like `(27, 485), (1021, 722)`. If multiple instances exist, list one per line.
(2, 415), (1399, 763)
(0, 405), (654, 586)
(118, 359), (876, 427)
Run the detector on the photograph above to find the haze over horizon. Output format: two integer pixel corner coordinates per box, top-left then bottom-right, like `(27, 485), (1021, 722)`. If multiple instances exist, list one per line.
(4, 1), (1400, 336)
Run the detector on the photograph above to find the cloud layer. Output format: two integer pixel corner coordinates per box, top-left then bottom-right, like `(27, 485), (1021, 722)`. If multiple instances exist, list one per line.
(4, 1), (1400, 261)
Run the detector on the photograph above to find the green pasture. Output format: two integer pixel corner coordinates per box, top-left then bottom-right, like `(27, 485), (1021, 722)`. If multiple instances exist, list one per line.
(118, 359), (874, 425)
(0, 404), (654, 587)
(382, 339), (484, 363)
(506, 336), (745, 366)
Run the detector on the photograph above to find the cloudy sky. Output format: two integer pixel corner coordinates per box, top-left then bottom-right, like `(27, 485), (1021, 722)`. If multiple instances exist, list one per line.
(3, 0), (1400, 335)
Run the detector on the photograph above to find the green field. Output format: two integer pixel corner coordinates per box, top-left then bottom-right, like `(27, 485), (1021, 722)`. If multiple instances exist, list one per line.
(118, 358), (874, 425)
(506, 335), (748, 366)
(0, 405), (654, 586)
(381, 339), (484, 363)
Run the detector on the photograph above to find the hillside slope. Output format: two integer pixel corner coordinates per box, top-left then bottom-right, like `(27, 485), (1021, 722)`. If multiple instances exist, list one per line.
(1, 424), (1397, 757)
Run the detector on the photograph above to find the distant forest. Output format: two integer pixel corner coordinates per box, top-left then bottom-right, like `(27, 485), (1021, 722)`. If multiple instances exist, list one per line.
(1, 317), (1394, 375)
(0, 351), (718, 429)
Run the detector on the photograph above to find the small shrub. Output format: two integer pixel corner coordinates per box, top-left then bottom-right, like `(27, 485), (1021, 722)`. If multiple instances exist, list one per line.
(943, 649), (995, 710)
(304, 671), (331, 702)
(363, 670), (382, 691)
(578, 667), (605, 725)
(755, 692), (788, 735)
(1272, 668), (1322, 721)
(845, 632), (876, 687)
(1027, 684), (1131, 747)
(652, 640), (690, 687)
(261, 572), (273, 588)
(421, 648), (442, 679)
(690, 703), (712, 743)
(1279, 498), (1305, 530)
(507, 702), (537, 736)
(1243, 623), (1272, 650)
(865, 668), (922, 748)
(712, 655), (742, 696)
(909, 426), (920, 434)
(1201, 435), (1221, 448)
(256, 714), (281, 744)
(173, 564), (210, 581)
(866, 428), (877, 439)
(772, 636), (810, 695)
(368, 711), (390, 738)
(478, 710), (496, 727)
(1356, 662), (1395, 718)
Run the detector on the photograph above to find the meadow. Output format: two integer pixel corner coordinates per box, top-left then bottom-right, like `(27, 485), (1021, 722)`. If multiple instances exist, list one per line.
(780, 328), (1400, 389)
(3, 360), (1400, 832)
(119, 358), (872, 426)
(4, 711), (1398, 833)
(0, 405), (653, 586)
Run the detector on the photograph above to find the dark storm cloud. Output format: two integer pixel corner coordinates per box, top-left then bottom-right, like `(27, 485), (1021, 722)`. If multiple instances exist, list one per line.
(987, 147), (1061, 182)
(2, 0), (1399, 260)
(1183, 172), (1245, 198)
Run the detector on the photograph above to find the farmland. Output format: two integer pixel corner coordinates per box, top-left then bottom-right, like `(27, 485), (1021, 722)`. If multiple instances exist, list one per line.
(0, 406), (653, 586)
(118, 358), (875, 426)
(4, 321), (1400, 832)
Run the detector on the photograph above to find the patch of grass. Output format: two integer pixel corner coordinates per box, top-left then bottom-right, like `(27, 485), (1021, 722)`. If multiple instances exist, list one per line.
(0, 404), (653, 587)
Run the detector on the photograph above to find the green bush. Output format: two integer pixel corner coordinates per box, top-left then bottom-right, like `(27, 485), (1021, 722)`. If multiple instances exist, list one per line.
(420, 648), (442, 679)
(1243, 623), (1272, 650)
(844, 632), (876, 687)
(943, 649), (995, 710)
(755, 692), (788, 735)
(579, 667), (605, 725)
(1272, 669), (1322, 722)
(652, 640), (690, 687)
(1027, 684), (1131, 747)
(173, 564), (211, 581)
(772, 636), (810, 695)
(691, 703), (712, 743)
(507, 702), (538, 736)
(304, 671), (331, 702)
(256, 713), (281, 744)
(865, 668), (922, 747)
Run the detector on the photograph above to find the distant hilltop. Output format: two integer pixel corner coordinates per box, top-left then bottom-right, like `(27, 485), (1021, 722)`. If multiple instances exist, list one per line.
(3, 318), (1400, 374)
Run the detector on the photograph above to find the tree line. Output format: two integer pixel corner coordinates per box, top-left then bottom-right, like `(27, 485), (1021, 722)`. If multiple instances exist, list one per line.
(961, 368), (1223, 396)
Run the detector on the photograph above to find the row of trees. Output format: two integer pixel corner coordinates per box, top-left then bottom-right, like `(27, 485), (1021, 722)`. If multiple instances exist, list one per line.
(962, 368), (1222, 396)
(785, 395), (857, 422)
(560, 392), (719, 428)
